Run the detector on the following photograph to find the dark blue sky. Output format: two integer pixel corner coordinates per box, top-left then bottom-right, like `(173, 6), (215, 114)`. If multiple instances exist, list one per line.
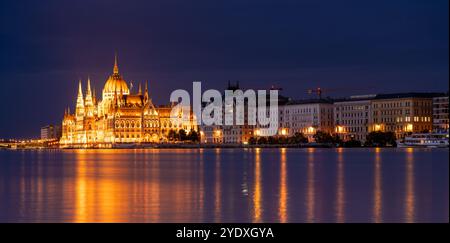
(0, 0), (448, 138)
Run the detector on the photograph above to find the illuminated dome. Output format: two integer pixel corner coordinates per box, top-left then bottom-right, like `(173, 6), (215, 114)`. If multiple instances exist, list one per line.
(102, 55), (130, 100)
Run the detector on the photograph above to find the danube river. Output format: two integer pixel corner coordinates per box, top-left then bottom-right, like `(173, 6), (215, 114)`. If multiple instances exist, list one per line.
(0, 148), (447, 223)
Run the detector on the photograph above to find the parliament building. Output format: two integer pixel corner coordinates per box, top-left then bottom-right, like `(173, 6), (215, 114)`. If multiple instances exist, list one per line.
(60, 55), (197, 148)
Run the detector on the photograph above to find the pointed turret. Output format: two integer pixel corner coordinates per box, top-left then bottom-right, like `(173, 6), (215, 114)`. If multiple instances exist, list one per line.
(75, 80), (85, 129)
(85, 77), (93, 105)
(138, 82), (142, 95)
(84, 77), (94, 117)
(76, 80), (84, 109)
(144, 80), (149, 102)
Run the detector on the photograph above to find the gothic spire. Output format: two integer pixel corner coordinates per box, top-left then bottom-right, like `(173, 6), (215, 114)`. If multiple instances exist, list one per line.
(113, 52), (119, 74)
(75, 79), (85, 119)
(84, 77), (94, 111)
(76, 79), (84, 108)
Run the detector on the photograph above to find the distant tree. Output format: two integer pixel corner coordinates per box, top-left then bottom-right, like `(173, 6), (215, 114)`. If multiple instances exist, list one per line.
(168, 130), (177, 141)
(248, 137), (257, 145)
(290, 132), (308, 144)
(257, 137), (268, 144)
(313, 131), (334, 144)
(365, 131), (397, 147)
(343, 139), (362, 147)
(187, 130), (199, 142)
(268, 136), (278, 144)
(278, 136), (288, 144)
(332, 134), (343, 145)
(178, 129), (187, 141)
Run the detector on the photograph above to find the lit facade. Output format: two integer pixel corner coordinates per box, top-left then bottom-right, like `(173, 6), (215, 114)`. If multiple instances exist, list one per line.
(281, 100), (334, 141)
(41, 125), (62, 141)
(433, 95), (449, 133)
(60, 56), (197, 148)
(334, 96), (373, 142)
(370, 93), (434, 138)
(199, 83), (262, 144)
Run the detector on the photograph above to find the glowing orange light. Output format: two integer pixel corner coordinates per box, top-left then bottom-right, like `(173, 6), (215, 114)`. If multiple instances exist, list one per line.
(255, 129), (260, 136)
(306, 127), (315, 134)
(374, 124), (382, 132)
(215, 130), (221, 136)
(336, 125), (345, 134)
(405, 124), (413, 132)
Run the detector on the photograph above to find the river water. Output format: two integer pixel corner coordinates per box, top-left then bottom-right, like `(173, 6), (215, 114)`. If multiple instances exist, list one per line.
(0, 148), (447, 222)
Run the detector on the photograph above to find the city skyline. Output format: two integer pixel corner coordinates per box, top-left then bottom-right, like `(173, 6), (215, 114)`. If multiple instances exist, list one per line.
(2, 56), (449, 140)
(0, 0), (448, 228)
(0, 0), (448, 138)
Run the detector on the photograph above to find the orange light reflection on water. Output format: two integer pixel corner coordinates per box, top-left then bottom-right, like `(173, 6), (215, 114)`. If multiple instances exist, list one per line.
(214, 148), (222, 222)
(373, 147), (382, 223)
(306, 148), (315, 223)
(336, 148), (345, 223)
(405, 148), (415, 223)
(253, 148), (262, 223)
(279, 148), (288, 223)
(70, 149), (208, 222)
(74, 149), (128, 222)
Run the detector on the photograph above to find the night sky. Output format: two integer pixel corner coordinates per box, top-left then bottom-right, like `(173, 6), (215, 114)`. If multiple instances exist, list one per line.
(0, 0), (448, 138)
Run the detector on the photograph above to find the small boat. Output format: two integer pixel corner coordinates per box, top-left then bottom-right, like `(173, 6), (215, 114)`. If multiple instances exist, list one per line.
(398, 133), (449, 148)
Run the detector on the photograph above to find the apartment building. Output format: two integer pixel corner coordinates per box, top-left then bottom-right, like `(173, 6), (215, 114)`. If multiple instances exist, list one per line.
(200, 90), (445, 143)
(370, 93), (437, 138)
(41, 125), (62, 140)
(334, 95), (374, 142)
(281, 99), (334, 141)
(433, 95), (449, 133)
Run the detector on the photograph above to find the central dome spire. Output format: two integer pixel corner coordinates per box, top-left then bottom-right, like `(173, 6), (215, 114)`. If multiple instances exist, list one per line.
(103, 52), (129, 100)
(113, 52), (119, 74)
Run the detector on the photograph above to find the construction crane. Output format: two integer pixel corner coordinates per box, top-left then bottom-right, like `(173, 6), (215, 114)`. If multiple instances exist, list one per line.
(307, 85), (377, 99)
(307, 87), (324, 99)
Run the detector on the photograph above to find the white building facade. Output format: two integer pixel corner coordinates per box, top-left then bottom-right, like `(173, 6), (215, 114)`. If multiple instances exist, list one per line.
(281, 100), (334, 141)
(334, 96), (374, 142)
